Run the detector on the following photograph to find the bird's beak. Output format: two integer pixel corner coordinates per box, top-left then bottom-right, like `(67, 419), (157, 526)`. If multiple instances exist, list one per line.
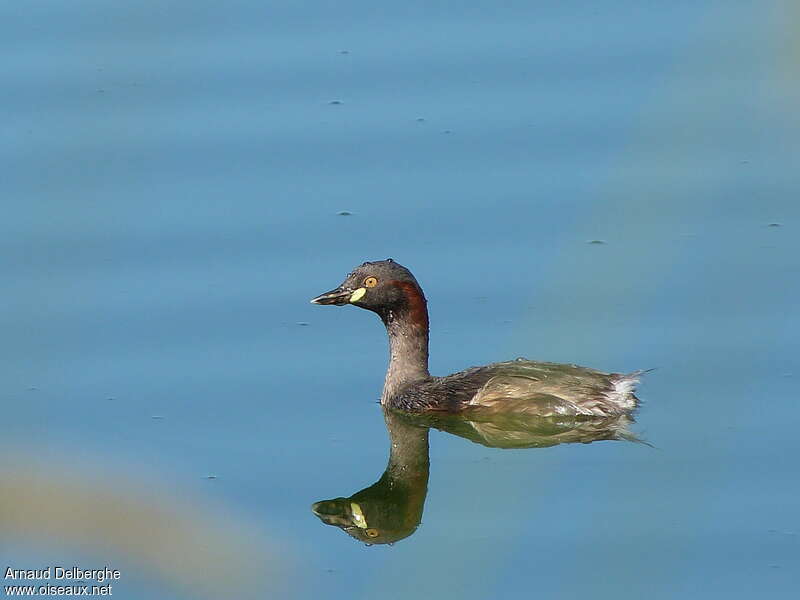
(310, 286), (353, 306)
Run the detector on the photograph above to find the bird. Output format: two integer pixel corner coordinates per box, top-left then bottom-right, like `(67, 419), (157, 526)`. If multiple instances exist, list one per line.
(310, 259), (643, 416)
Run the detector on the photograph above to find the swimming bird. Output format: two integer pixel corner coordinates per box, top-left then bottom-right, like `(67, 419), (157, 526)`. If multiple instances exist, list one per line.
(310, 260), (642, 416)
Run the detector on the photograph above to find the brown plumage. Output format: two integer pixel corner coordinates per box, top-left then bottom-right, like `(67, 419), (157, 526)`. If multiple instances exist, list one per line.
(311, 259), (643, 416)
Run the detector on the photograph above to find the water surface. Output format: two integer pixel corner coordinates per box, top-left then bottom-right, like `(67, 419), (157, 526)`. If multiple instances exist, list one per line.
(2, 1), (798, 598)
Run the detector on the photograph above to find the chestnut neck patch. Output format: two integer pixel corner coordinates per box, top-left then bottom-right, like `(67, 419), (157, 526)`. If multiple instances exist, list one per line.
(388, 280), (429, 331)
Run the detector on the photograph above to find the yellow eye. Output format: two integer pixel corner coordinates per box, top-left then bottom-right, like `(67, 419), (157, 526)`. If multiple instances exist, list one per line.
(364, 276), (378, 288)
(365, 528), (379, 538)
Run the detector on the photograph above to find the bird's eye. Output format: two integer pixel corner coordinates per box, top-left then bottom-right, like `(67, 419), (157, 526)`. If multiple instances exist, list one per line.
(364, 276), (378, 288)
(365, 528), (379, 538)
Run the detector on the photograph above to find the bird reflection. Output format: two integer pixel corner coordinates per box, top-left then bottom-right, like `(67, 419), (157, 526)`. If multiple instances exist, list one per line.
(312, 408), (430, 545)
(403, 408), (642, 449)
(312, 407), (642, 545)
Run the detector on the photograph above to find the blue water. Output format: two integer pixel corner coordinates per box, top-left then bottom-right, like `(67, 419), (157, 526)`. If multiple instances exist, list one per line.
(2, 1), (798, 598)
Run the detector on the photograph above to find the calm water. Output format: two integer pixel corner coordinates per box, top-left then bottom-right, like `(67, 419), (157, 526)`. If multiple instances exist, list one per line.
(2, 1), (798, 598)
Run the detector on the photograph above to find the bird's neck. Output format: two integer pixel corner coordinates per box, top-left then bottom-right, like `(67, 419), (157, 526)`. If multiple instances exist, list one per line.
(380, 306), (430, 403)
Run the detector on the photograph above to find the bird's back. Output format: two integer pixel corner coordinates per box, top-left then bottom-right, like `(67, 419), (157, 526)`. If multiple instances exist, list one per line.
(390, 360), (641, 417)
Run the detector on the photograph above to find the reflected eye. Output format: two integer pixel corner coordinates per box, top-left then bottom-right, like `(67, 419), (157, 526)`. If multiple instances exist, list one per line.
(365, 528), (379, 538)
(364, 276), (378, 288)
